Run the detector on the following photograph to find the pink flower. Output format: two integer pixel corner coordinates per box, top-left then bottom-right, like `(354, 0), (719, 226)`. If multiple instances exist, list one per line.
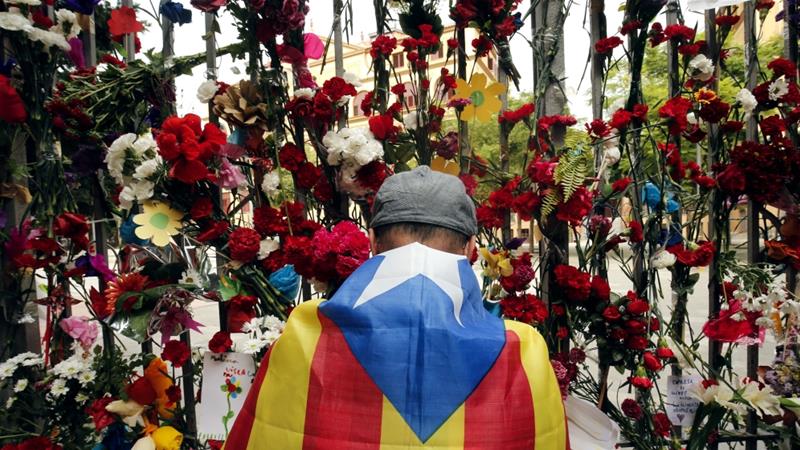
(217, 158), (247, 189)
(59, 316), (99, 350)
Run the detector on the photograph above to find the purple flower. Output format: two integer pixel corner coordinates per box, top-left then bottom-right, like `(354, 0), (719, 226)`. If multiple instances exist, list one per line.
(64, 0), (100, 15)
(67, 38), (85, 69)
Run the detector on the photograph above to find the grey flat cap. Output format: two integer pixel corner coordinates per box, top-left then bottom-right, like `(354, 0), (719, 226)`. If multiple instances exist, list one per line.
(370, 166), (478, 236)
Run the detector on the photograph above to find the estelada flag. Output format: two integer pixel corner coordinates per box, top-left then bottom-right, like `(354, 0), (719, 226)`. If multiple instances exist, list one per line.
(224, 243), (569, 449)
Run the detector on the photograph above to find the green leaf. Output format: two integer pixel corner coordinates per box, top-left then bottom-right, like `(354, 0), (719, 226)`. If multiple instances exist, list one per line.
(219, 273), (242, 301)
(115, 311), (151, 343)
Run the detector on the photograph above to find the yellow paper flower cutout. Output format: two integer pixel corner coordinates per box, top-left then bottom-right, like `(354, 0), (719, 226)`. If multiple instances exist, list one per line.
(480, 247), (514, 279)
(453, 73), (506, 123)
(151, 425), (183, 450)
(430, 156), (460, 176)
(133, 201), (183, 247)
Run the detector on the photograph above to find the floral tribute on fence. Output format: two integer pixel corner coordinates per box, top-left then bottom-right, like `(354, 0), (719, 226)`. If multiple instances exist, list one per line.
(1, 0), (800, 448)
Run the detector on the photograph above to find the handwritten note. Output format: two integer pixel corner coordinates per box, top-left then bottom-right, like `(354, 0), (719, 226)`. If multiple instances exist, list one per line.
(666, 375), (701, 426)
(197, 352), (257, 443)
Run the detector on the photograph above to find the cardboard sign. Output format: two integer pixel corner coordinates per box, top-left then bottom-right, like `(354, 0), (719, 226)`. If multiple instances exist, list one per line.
(197, 352), (257, 442)
(666, 375), (701, 426)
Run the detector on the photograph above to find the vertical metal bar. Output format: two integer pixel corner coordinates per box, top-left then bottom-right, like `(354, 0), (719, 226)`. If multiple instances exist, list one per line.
(589, 0), (605, 121)
(121, 0), (135, 61)
(498, 69), (511, 243)
(457, 27), (470, 173)
(743, 2), (760, 448)
(160, 0), (175, 116)
(179, 331), (197, 438)
(81, 13), (97, 66)
(205, 13), (218, 125)
(331, 0), (351, 219)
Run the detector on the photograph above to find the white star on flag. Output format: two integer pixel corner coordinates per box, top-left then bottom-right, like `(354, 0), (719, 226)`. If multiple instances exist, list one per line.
(353, 242), (467, 326)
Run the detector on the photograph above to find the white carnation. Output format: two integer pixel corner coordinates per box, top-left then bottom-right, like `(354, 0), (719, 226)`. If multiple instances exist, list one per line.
(196, 79), (218, 103)
(133, 157), (162, 180)
(0, 11), (33, 32)
(735, 88), (758, 115)
(54, 9), (80, 39)
(403, 112), (419, 131)
(260, 170), (281, 196)
(119, 181), (155, 209)
(323, 127), (383, 177)
(688, 54), (715, 81)
(26, 27), (70, 51)
(768, 76), (789, 101)
(257, 238), (279, 260)
(650, 248), (676, 269)
(293, 88), (315, 99)
(342, 71), (362, 87)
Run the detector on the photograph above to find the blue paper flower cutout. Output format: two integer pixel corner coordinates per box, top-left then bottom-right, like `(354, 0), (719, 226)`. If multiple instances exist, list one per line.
(269, 265), (300, 302)
(160, 1), (192, 26)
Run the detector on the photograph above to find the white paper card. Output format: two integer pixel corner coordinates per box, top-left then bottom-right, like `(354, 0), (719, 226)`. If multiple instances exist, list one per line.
(197, 351), (257, 442)
(666, 374), (702, 426)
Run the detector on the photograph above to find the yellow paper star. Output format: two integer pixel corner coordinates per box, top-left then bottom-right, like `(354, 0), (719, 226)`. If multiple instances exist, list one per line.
(430, 156), (460, 176)
(453, 73), (506, 123)
(480, 247), (514, 279)
(133, 201), (183, 247)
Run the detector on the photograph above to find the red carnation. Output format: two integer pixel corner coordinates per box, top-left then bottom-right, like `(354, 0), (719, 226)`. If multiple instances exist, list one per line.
(500, 293), (549, 324)
(590, 276), (610, 303)
(0, 75), (27, 124)
(368, 114), (399, 140)
(658, 96), (693, 135)
(554, 264), (592, 302)
(594, 36), (623, 55)
(228, 227), (261, 262)
(603, 305), (622, 322)
(628, 219), (643, 243)
(652, 412), (672, 437)
(196, 220), (229, 243)
(321, 77), (357, 103)
(226, 294), (258, 332)
(190, 197), (214, 220)
(611, 177), (632, 193)
(209, 331), (232, 353)
(85, 397), (115, 431)
(656, 346), (675, 359)
(161, 340), (190, 367)
(498, 103), (535, 125)
(295, 162), (321, 190)
(370, 35), (397, 59)
(126, 376), (156, 405)
(555, 186), (593, 225)
(107, 6), (144, 37)
(621, 398), (643, 419)
(279, 143), (306, 171)
(629, 375), (654, 390)
(609, 108), (633, 130)
(663, 24), (695, 42)
(643, 351), (663, 371)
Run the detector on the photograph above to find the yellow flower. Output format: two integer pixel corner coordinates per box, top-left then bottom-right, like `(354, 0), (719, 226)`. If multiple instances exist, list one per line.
(453, 73), (506, 123)
(480, 247), (514, 279)
(430, 156), (460, 176)
(151, 426), (183, 450)
(133, 201), (183, 247)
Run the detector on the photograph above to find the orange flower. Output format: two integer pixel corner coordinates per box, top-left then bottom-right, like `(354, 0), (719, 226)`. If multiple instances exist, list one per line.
(144, 358), (175, 418)
(104, 272), (150, 315)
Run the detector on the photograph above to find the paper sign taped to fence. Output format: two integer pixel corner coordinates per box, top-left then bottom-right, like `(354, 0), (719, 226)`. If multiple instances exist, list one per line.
(666, 375), (702, 426)
(197, 351), (257, 442)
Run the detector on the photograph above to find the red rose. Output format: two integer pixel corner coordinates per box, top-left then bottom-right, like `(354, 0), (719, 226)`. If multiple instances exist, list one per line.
(652, 412), (672, 437)
(85, 397), (115, 431)
(602, 305), (622, 322)
(228, 227), (261, 262)
(126, 376), (156, 405)
(190, 197), (214, 220)
(161, 340), (190, 367)
(0, 75), (27, 123)
(643, 351), (663, 371)
(209, 331), (232, 353)
(621, 398), (643, 419)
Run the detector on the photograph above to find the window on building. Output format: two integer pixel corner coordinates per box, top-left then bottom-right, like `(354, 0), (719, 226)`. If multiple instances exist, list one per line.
(392, 53), (404, 67)
(403, 82), (416, 108)
(487, 57), (494, 71)
(436, 46), (444, 59)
